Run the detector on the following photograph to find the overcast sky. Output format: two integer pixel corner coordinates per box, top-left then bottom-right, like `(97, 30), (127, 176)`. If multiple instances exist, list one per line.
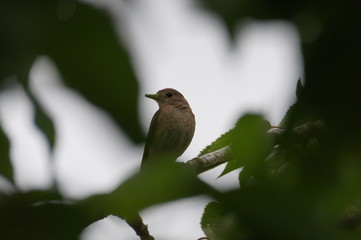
(0, 0), (302, 239)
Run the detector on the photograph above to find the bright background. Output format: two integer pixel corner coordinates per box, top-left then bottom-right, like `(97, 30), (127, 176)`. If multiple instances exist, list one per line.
(0, 0), (302, 239)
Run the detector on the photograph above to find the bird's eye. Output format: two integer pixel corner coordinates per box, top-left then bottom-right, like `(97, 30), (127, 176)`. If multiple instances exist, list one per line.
(166, 92), (173, 97)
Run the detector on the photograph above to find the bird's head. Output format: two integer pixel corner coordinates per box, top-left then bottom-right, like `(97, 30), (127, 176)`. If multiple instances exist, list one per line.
(145, 88), (189, 108)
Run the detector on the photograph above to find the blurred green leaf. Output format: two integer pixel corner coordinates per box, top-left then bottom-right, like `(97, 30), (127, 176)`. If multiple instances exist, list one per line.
(199, 113), (272, 157)
(199, 0), (361, 144)
(0, 1), (360, 239)
(34, 102), (56, 148)
(295, 79), (304, 100)
(219, 114), (271, 178)
(26, 91), (57, 148)
(0, 0), (144, 144)
(198, 0), (315, 39)
(264, 146), (288, 175)
(263, 137), (320, 179)
(0, 191), (91, 240)
(0, 124), (12, 182)
(47, 1), (144, 144)
(219, 185), (348, 240)
(279, 79), (304, 127)
(298, 3), (361, 146)
(201, 201), (244, 240)
(80, 159), (215, 219)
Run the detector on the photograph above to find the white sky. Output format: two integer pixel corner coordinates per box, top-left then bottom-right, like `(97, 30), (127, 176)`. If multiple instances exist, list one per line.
(0, 0), (302, 239)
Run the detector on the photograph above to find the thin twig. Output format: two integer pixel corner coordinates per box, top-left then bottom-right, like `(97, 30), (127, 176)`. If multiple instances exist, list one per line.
(126, 213), (155, 240)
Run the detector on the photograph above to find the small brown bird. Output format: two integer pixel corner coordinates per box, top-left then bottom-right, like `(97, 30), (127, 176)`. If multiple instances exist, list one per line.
(142, 88), (195, 166)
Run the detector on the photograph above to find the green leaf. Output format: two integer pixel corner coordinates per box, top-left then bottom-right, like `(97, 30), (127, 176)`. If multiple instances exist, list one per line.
(201, 201), (244, 240)
(80, 159), (215, 219)
(264, 146), (288, 175)
(198, 0), (311, 39)
(0, 124), (13, 183)
(295, 79), (304, 100)
(0, 0), (144, 144)
(197, 1), (248, 39)
(279, 79), (303, 127)
(199, 113), (270, 157)
(198, 130), (233, 156)
(47, 1), (144, 144)
(219, 186), (343, 240)
(33, 102), (56, 149)
(23, 89), (57, 149)
(219, 114), (271, 178)
(0, 191), (90, 240)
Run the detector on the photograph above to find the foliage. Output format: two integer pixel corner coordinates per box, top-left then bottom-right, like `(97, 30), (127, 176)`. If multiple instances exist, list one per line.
(279, 79), (303, 127)
(0, 125), (12, 182)
(1, 0), (361, 239)
(221, 114), (271, 178)
(201, 201), (244, 240)
(0, 0), (144, 150)
(198, 128), (233, 157)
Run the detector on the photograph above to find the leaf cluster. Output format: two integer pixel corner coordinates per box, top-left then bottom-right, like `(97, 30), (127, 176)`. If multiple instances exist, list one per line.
(1, 0), (361, 239)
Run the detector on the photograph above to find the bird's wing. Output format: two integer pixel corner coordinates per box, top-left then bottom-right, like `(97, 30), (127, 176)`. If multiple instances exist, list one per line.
(141, 109), (160, 166)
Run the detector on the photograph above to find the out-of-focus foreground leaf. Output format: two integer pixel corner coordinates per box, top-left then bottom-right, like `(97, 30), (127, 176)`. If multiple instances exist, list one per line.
(199, 49), (361, 240)
(217, 183), (360, 240)
(31, 95), (56, 148)
(199, 114), (271, 158)
(298, 2), (361, 146)
(198, 0), (316, 38)
(80, 159), (216, 219)
(0, 125), (12, 182)
(220, 114), (271, 178)
(199, 0), (361, 139)
(0, 0), (144, 144)
(201, 201), (244, 240)
(0, 160), (215, 239)
(279, 79), (304, 127)
(0, 191), (92, 240)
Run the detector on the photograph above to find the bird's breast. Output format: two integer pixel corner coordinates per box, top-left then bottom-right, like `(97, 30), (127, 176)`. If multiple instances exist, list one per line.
(153, 107), (195, 158)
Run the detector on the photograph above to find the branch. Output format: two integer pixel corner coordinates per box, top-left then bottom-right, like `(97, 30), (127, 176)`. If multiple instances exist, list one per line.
(185, 146), (230, 174)
(268, 120), (326, 144)
(185, 120), (325, 174)
(126, 214), (155, 240)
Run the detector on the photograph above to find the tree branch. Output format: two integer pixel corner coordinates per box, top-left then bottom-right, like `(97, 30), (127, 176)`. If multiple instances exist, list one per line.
(126, 214), (155, 240)
(185, 146), (230, 174)
(185, 120), (325, 174)
(268, 120), (325, 144)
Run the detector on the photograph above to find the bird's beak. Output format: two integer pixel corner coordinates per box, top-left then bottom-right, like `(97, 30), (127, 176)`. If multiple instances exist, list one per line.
(145, 93), (157, 100)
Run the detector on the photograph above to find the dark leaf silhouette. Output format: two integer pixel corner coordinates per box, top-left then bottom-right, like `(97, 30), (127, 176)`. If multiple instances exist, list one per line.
(0, 125), (12, 183)
(0, 0), (144, 145)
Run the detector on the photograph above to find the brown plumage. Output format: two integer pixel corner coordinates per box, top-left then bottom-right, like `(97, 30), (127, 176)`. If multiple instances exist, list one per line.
(142, 88), (195, 166)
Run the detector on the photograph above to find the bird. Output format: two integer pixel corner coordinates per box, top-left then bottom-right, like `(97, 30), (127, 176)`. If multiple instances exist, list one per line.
(142, 88), (196, 166)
